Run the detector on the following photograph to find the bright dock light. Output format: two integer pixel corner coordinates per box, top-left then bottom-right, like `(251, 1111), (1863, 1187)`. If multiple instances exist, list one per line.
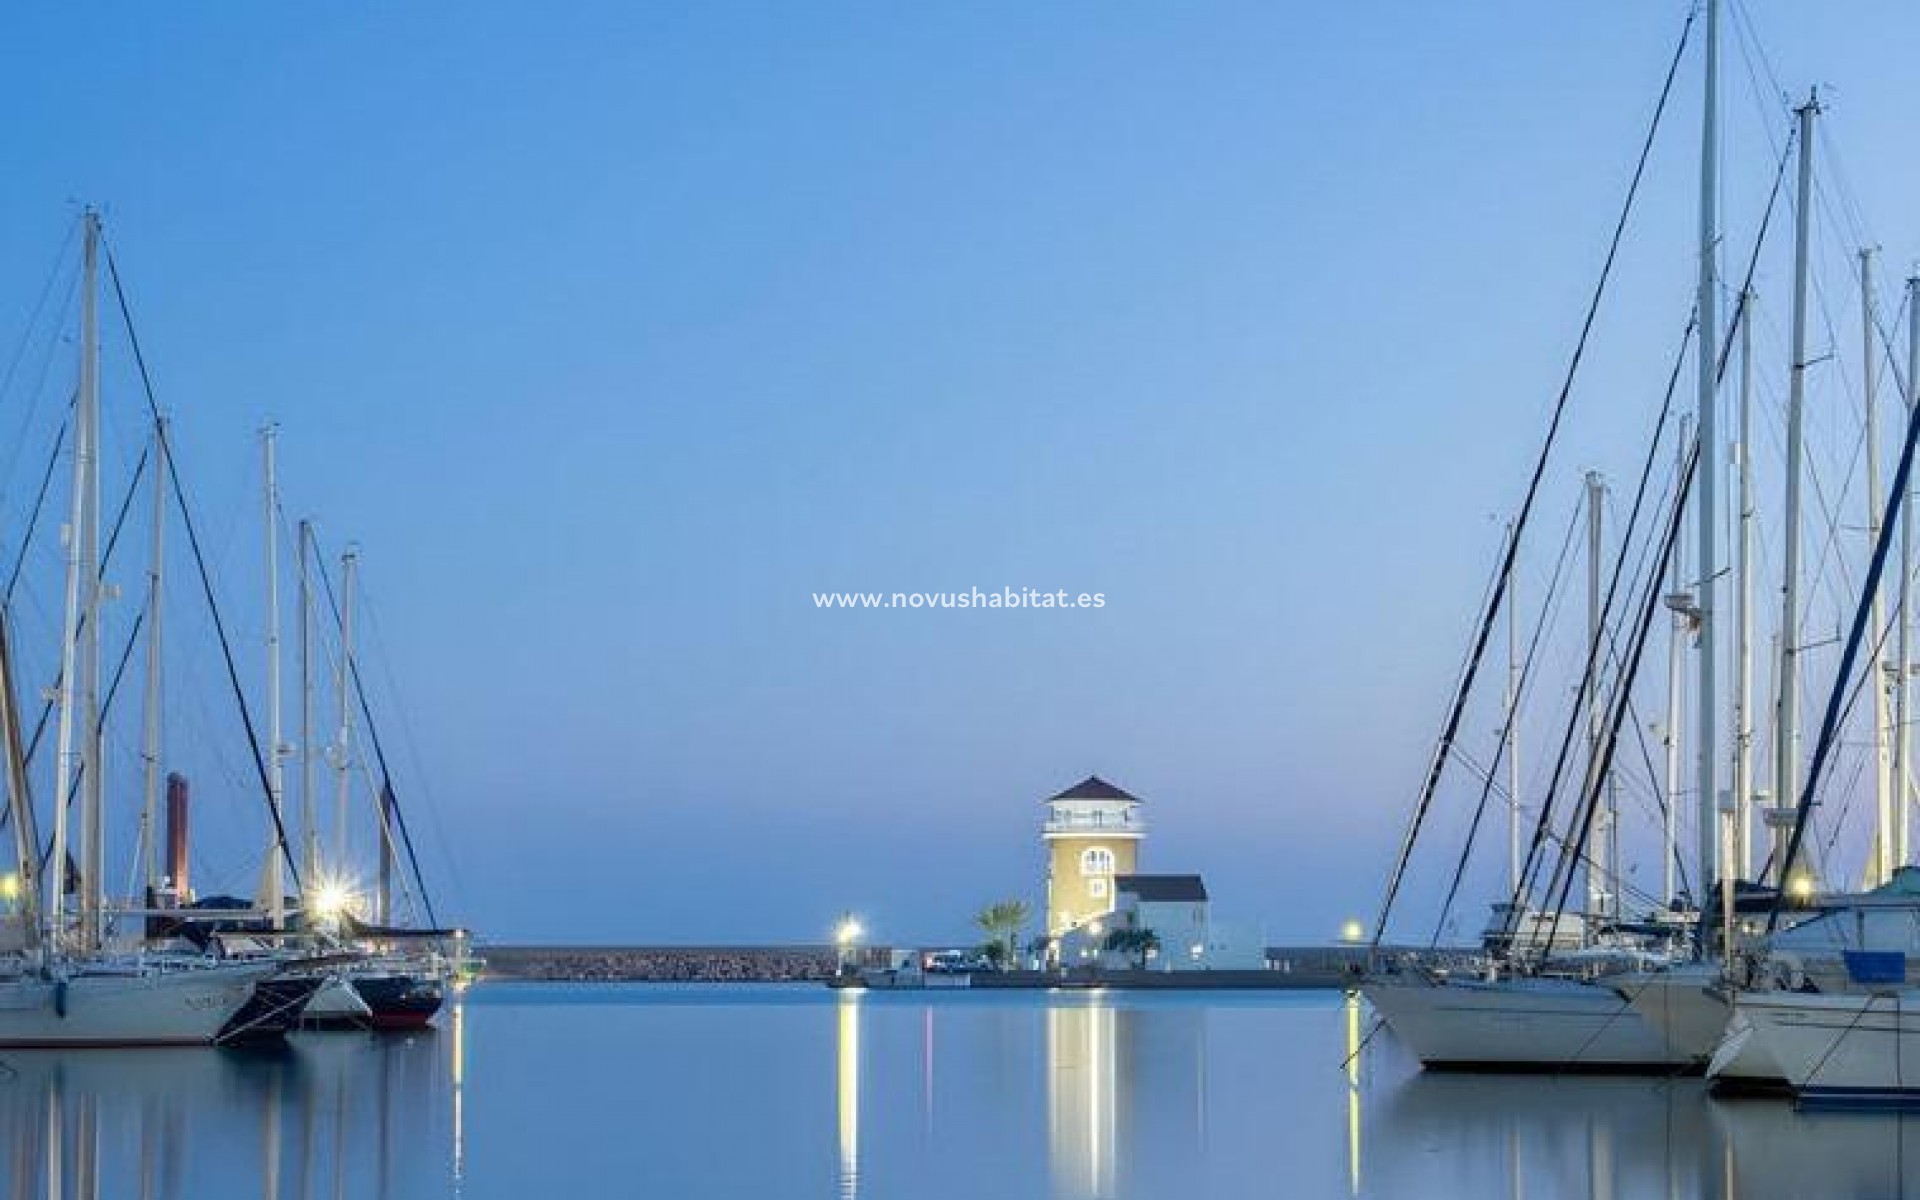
(311, 879), (357, 921)
(1340, 920), (1366, 943)
(835, 916), (864, 947)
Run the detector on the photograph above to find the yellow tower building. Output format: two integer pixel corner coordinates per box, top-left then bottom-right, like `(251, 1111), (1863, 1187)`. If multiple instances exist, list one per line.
(1043, 776), (1145, 937)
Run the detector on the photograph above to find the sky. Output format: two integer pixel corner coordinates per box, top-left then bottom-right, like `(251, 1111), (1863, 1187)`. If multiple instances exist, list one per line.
(3, 2), (1920, 947)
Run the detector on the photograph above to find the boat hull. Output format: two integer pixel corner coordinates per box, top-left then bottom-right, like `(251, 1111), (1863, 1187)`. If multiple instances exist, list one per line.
(352, 971), (444, 1030)
(1364, 975), (1698, 1072)
(1613, 966), (1729, 1065)
(219, 974), (325, 1045)
(1704, 1007), (1791, 1095)
(0, 962), (277, 1048)
(299, 975), (376, 1031)
(1730, 989), (1920, 1104)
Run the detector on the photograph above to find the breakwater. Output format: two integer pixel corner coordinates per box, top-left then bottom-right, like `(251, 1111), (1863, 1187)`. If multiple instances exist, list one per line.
(480, 943), (1474, 985)
(482, 945), (839, 982)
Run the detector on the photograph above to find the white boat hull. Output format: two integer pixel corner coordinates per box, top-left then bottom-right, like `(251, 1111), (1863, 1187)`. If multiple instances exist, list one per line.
(1730, 989), (1920, 1104)
(1364, 975), (1697, 1071)
(1704, 1008), (1787, 1089)
(0, 962), (275, 1047)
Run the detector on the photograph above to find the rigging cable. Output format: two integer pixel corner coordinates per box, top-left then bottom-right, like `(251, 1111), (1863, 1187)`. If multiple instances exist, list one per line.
(1545, 442), (1697, 948)
(1428, 491), (1585, 945)
(1372, 6), (1696, 945)
(1511, 119), (1795, 939)
(101, 243), (303, 896)
(1772, 342), (1920, 930)
(307, 531), (440, 928)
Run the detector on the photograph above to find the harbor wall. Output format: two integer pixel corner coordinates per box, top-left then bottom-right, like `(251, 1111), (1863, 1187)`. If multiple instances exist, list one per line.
(480, 943), (1475, 985)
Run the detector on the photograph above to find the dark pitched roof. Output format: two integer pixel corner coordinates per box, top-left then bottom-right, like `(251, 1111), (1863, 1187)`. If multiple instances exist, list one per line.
(1115, 874), (1207, 902)
(1046, 775), (1142, 804)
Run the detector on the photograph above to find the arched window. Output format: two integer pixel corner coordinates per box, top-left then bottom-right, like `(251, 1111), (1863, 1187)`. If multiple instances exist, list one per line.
(1080, 847), (1115, 877)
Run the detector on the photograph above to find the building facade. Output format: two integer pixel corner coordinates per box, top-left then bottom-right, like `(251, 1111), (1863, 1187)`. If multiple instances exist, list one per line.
(1043, 776), (1145, 937)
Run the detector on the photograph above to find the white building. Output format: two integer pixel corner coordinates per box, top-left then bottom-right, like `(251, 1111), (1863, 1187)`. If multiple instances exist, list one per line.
(1111, 875), (1266, 971)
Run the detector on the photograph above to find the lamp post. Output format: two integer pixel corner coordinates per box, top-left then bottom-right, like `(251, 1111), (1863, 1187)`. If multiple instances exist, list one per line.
(834, 914), (863, 975)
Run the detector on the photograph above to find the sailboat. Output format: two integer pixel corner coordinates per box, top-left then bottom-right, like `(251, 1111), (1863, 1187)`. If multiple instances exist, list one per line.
(1699, 268), (1920, 1102)
(0, 211), (319, 1047)
(1365, 0), (1740, 1073)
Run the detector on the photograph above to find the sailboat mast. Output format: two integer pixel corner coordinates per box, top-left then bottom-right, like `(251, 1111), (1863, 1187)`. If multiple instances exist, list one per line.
(1586, 470), (1611, 922)
(1774, 94), (1818, 887)
(299, 518), (318, 892)
(1901, 273), (1919, 869)
(1665, 417), (1690, 907)
(1863, 249), (1893, 887)
(1506, 521), (1522, 898)
(46, 213), (100, 953)
(334, 547), (357, 867)
(139, 416), (169, 904)
(1693, 0), (1722, 904)
(77, 212), (106, 954)
(1734, 288), (1756, 878)
(262, 425), (285, 930)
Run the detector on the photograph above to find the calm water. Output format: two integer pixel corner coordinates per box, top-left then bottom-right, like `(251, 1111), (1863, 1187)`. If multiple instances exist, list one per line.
(4, 984), (1920, 1198)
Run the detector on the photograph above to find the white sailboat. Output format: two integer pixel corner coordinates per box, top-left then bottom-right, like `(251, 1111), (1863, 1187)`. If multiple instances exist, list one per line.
(1694, 153), (1920, 1101)
(1365, 0), (1726, 1073)
(0, 211), (294, 1047)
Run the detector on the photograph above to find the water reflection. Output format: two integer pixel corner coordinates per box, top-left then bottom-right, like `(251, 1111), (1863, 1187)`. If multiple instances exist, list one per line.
(1345, 991), (1361, 1197)
(1046, 1000), (1117, 1199)
(0, 1030), (449, 1200)
(837, 990), (860, 1200)
(1365, 1031), (1920, 1199)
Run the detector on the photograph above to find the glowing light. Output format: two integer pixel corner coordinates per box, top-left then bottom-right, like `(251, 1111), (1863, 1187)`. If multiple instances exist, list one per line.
(310, 880), (356, 921)
(0, 873), (19, 902)
(1787, 873), (1816, 901)
(835, 917), (864, 947)
(1086, 920), (1103, 937)
(1340, 920), (1366, 943)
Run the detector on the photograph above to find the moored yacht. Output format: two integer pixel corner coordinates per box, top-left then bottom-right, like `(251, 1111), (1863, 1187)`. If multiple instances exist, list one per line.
(1366, 965), (1693, 1072)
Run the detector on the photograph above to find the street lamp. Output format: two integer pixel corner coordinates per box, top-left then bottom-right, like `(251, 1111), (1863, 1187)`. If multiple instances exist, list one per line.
(834, 913), (864, 974)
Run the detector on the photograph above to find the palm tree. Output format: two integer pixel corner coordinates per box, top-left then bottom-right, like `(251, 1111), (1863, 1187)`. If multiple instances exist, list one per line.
(1101, 927), (1160, 969)
(974, 900), (1031, 969)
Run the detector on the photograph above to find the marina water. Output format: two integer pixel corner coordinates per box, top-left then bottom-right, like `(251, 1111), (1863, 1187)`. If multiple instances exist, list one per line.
(4, 985), (1920, 1198)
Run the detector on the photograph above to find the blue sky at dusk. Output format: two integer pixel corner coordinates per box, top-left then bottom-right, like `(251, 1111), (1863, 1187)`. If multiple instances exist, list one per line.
(4, 3), (1920, 945)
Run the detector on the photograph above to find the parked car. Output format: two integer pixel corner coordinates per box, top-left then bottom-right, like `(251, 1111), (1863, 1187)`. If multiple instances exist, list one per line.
(923, 950), (970, 974)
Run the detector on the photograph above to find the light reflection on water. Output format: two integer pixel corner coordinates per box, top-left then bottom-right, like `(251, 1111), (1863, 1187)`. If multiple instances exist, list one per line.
(3, 986), (1920, 1197)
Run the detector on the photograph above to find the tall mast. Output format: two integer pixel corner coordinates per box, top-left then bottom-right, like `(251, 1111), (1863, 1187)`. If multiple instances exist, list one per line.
(1506, 521), (1523, 899)
(1733, 288), (1756, 878)
(1664, 417), (1690, 907)
(1773, 95), (1818, 887)
(47, 216), (93, 951)
(1585, 470), (1613, 921)
(1693, 0), (1722, 904)
(299, 518), (318, 893)
(73, 211), (106, 955)
(139, 416), (169, 904)
(1862, 248), (1892, 888)
(1900, 273), (1919, 869)
(334, 547), (358, 867)
(262, 425), (285, 931)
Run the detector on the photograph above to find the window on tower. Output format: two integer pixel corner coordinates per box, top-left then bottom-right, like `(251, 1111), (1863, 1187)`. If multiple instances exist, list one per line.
(1080, 847), (1114, 877)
